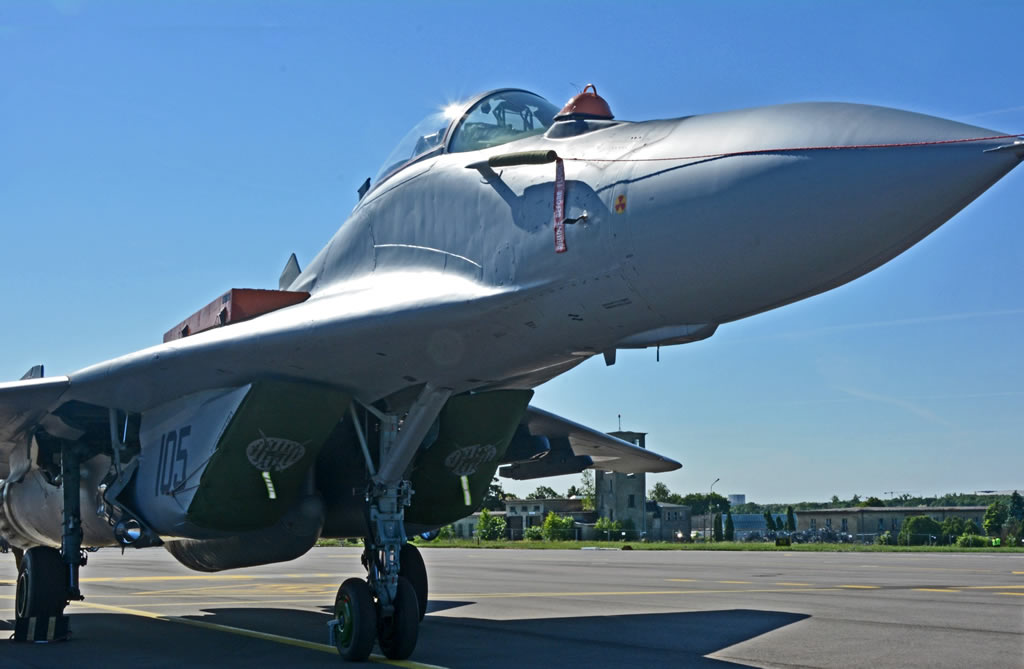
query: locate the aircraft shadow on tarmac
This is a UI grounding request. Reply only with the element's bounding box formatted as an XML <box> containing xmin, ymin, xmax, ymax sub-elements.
<box><xmin>2</xmin><ymin>604</ymin><xmax>808</xmax><ymax>668</ymax></box>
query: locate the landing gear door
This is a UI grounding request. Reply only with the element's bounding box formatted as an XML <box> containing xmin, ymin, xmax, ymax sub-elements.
<box><xmin>135</xmin><ymin>385</ymin><xmax>251</xmax><ymax>536</ymax></box>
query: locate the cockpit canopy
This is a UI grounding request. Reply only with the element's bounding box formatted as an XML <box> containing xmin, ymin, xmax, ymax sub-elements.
<box><xmin>372</xmin><ymin>89</ymin><xmax>559</xmax><ymax>187</ymax></box>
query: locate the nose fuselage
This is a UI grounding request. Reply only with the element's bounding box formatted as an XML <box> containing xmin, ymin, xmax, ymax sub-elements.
<box><xmin>615</xmin><ymin>103</ymin><xmax>1021</xmax><ymax>325</ymax></box>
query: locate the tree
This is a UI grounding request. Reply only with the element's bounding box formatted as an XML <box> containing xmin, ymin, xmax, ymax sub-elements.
<box><xmin>649</xmin><ymin>482</ymin><xmax>672</xmax><ymax>502</ymax></box>
<box><xmin>681</xmin><ymin>492</ymin><xmax>730</xmax><ymax>516</ymax></box>
<box><xmin>775</xmin><ymin>515</ymin><xmax>785</xmax><ymax>531</ymax></box>
<box><xmin>785</xmin><ymin>506</ymin><xmax>797</xmax><ymax>532</ymax></box>
<box><xmin>939</xmin><ymin>516</ymin><xmax>964</xmax><ymax>544</ymax></box>
<box><xmin>541</xmin><ymin>511</ymin><xmax>576</xmax><ymax>541</ymax></box>
<box><xmin>566</xmin><ymin>485</ymin><xmax>582</xmax><ymax>499</ymax></box>
<box><xmin>963</xmin><ymin>518</ymin><xmax>981</xmax><ymax>536</ymax></box>
<box><xmin>763</xmin><ymin>510</ymin><xmax>775</xmax><ymax>533</ymax></box>
<box><xmin>482</xmin><ymin>477</ymin><xmax>509</xmax><ymax>511</ymax></box>
<box><xmin>898</xmin><ymin>515</ymin><xmax>942</xmax><ymax>546</ymax></box>
<box><xmin>860</xmin><ymin>496</ymin><xmax>885</xmax><ymax>508</ymax></box>
<box><xmin>713</xmin><ymin>513</ymin><xmax>724</xmax><ymax>542</ymax></box>
<box><xmin>830</xmin><ymin>495</ymin><xmax>841</xmax><ymax>507</ymax></box>
<box><xmin>1009</xmin><ymin>491</ymin><xmax>1024</xmax><ymax>522</ymax></box>
<box><xmin>580</xmin><ymin>470</ymin><xmax>595</xmax><ymax>511</ymax></box>
<box><xmin>526</xmin><ymin>485</ymin><xmax>559</xmax><ymax>500</ymax></box>
<box><xmin>724</xmin><ymin>511</ymin><xmax>735</xmax><ymax>541</ymax></box>
<box><xmin>983</xmin><ymin>501</ymin><xmax>1009</xmax><ymax>537</ymax></box>
<box><xmin>594</xmin><ymin>516</ymin><xmax>622</xmax><ymax>539</ymax></box>
<box><xmin>476</xmin><ymin>508</ymin><xmax>507</xmax><ymax>541</ymax></box>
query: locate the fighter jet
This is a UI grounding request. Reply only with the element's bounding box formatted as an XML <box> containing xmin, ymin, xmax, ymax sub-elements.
<box><xmin>1</xmin><ymin>85</ymin><xmax>1020</xmax><ymax>660</ymax></box>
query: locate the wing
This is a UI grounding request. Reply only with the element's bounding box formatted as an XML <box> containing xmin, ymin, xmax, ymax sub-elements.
<box><xmin>0</xmin><ymin>376</ymin><xmax>71</xmax><ymax>478</ymax></box>
<box><xmin>524</xmin><ymin>406</ymin><xmax>681</xmax><ymax>473</ymax></box>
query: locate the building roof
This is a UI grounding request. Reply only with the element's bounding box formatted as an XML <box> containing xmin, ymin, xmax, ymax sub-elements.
<box><xmin>798</xmin><ymin>506</ymin><xmax>987</xmax><ymax>514</ymax></box>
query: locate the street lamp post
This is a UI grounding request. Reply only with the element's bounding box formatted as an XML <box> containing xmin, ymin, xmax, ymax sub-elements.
<box><xmin>708</xmin><ymin>477</ymin><xmax>720</xmax><ymax>540</ymax></box>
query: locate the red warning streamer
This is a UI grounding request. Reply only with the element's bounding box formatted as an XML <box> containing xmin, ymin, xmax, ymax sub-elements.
<box><xmin>553</xmin><ymin>158</ymin><xmax>567</xmax><ymax>253</ymax></box>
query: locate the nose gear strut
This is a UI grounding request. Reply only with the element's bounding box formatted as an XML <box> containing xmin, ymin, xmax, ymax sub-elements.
<box><xmin>329</xmin><ymin>384</ymin><xmax>451</xmax><ymax>662</ymax></box>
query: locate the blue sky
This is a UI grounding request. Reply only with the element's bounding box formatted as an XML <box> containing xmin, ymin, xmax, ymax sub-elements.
<box><xmin>2</xmin><ymin>1</ymin><xmax>1021</xmax><ymax>503</ymax></box>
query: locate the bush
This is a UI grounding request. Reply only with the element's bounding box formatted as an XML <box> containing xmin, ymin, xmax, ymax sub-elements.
<box><xmin>476</xmin><ymin>508</ymin><xmax>507</xmax><ymax>541</ymax></box>
<box><xmin>523</xmin><ymin>525</ymin><xmax>544</xmax><ymax>541</ymax></box>
<box><xmin>875</xmin><ymin>531</ymin><xmax>895</xmax><ymax>546</ymax></box>
<box><xmin>437</xmin><ymin>525</ymin><xmax>455</xmax><ymax>540</ymax></box>
<box><xmin>594</xmin><ymin>517</ymin><xmax>623</xmax><ymax>539</ymax></box>
<box><xmin>898</xmin><ymin>515</ymin><xmax>941</xmax><ymax>546</ymax></box>
<box><xmin>541</xmin><ymin>511</ymin><xmax>576</xmax><ymax>541</ymax></box>
<box><xmin>956</xmin><ymin>534</ymin><xmax>988</xmax><ymax>548</ymax></box>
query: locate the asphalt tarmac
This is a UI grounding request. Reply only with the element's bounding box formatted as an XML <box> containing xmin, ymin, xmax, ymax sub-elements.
<box><xmin>1</xmin><ymin>546</ymin><xmax>1022</xmax><ymax>668</ymax></box>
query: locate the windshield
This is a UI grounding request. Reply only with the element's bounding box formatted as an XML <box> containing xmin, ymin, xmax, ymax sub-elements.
<box><xmin>370</xmin><ymin>90</ymin><xmax>558</xmax><ymax>188</ymax></box>
<box><xmin>449</xmin><ymin>90</ymin><xmax>558</xmax><ymax>153</ymax></box>
<box><xmin>372</xmin><ymin>108</ymin><xmax>456</xmax><ymax>184</ymax></box>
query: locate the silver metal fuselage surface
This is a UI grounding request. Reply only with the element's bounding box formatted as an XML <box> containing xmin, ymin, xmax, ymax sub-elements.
<box><xmin>61</xmin><ymin>99</ymin><xmax>1020</xmax><ymax>414</ymax></box>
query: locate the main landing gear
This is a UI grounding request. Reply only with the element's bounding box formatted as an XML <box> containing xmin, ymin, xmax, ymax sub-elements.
<box><xmin>330</xmin><ymin>386</ymin><xmax>450</xmax><ymax>662</ymax></box>
<box><xmin>14</xmin><ymin>442</ymin><xmax>88</xmax><ymax>641</ymax></box>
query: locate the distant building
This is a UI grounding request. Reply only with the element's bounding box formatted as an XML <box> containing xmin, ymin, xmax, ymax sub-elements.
<box><xmin>594</xmin><ymin>431</ymin><xmax>648</xmax><ymax>531</ymax></box>
<box><xmin>727</xmin><ymin>494</ymin><xmax>746</xmax><ymax>507</ymax></box>
<box><xmin>646</xmin><ymin>502</ymin><xmax>691</xmax><ymax>541</ymax></box>
<box><xmin>796</xmin><ymin>506</ymin><xmax>986</xmax><ymax>536</ymax></box>
<box><xmin>693</xmin><ymin>512</ymin><xmax>784</xmax><ymax>539</ymax></box>
<box><xmin>451</xmin><ymin>511</ymin><xmax>509</xmax><ymax>539</ymax></box>
<box><xmin>504</xmin><ymin>498</ymin><xmax>590</xmax><ymax>538</ymax></box>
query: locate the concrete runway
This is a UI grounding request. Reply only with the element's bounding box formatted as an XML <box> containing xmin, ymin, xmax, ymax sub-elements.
<box><xmin>1</xmin><ymin>547</ymin><xmax>1022</xmax><ymax>668</ymax></box>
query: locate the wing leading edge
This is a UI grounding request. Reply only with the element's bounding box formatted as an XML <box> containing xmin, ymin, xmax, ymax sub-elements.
<box><xmin>523</xmin><ymin>406</ymin><xmax>681</xmax><ymax>474</ymax></box>
<box><xmin>0</xmin><ymin>376</ymin><xmax>71</xmax><ymax>478</ymax></box>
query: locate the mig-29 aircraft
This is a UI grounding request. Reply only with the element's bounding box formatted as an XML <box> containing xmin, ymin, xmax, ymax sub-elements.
<box><xmin>1</xmin><ymin>85</ymin><xmax>1021</xmax><ymax>661</ymax></box>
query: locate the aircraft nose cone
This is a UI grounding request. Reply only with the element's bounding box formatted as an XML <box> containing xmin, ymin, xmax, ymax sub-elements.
<box><xmin>625</xmin><ymin>103</ymin><xmax>1022</xmax><ymax>324</ymax></box>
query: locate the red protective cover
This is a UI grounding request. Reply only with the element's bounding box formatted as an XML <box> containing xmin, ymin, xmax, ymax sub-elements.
<box><xmin>163</xmin><ymin>288</ymin><xmax>310</xmax><ymax>343</ymax></box>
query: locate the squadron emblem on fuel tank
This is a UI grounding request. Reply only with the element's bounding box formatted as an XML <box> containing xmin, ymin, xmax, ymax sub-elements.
<box><xmin>443</xmin><ymin>444</ymin><xmax>496</xmax><ymax>476</ymax></box>
<box><xmin>246</xmin><ymin>434</ymin><xmax>306</xmax><ymax>472</ymax></box>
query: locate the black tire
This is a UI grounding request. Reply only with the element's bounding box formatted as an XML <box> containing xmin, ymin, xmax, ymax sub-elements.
<box><xmin>333</xmin><ymin>578</ymin><xmax>376</xmax><ymax>662</ymax></box>
<box><xmin>15</xmin><ymin>546</ymin><xmax>66</xmax><ymax>619</ymax></box>
<box><xmin>377</xmin><ymin>576</ymin><xmax>419</xmax><ymax>660</ymax></box>
<box><xmin>399</xmin><ymin>543</ymin><xmax>428</xmax><ymax>621</ymax></box>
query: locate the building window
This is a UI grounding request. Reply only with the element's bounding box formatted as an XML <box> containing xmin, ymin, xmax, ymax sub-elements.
<box><xmin>878</xmin><ymin>519</ymin><xmax>884</xmax><ymax>532</ymax></box>
<box><xmin>841</xmin><ymin>518</ymin><xmax>848</xmax><ymax>533</ymax></box>
<box><xmin>810</xmin><ymin>518</ymin><xmax>816</xmax><ymax>530</ymax></box>
<box><xmin>892</xmin><ymin>518</ymin><xmax>897</xmax><ymax>530</ymax></box>
<box><xmin>826</xmin><ymin>518</ymin><xmax>832</xmax><ymax>529</ymax></box>
<box><xmin>533</xmin><ymin>505</ymin><xmax>540</xmax><ymax>512</ymax></box>
<box><xmin>628</xmin><ymin>494</ymin><xmax>635</xmax><ymax>508</ymax></box>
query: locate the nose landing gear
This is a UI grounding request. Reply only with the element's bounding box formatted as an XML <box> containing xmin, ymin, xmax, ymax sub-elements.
<box><xmin>329</xmin><ymin>483</ymin><xmax>426</xmax><ymax>662</ymax></box>
<box><xmin>330</xmin><ymin>386</ymin><xmax>450</xmax><ymax>662</ymax></box>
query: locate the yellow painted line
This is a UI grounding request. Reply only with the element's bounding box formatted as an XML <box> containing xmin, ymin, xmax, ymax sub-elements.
<box><xmin>0</xmin><ymin>573</ymin><xmax>342</xmax><ymax>585</ymax></box>
<box><xmin>665</xmin><ymin>578</ymin><xmax>697</xmax><ymax>582</ymax></box>
<box><xmin>718</xmin><ymin>580</ymin><xmax>752</xmax><ymax>584</ymax></box>
<box><xmin>131</xmin><ymin>582</ymin><xmax>347</xmax><ymax>596</ymax></box>
<box><xmin>776</xmin><ymin>582</ymin><xmax>813</xmax><ymax>586</ymax></box>
<box><xmin>997</xmin><ymin>592</ymin><xmax>1024</xmax><ymax>596</ymax></box>
<box><xmin>913</xmin><ymin>588</ymin><xmax>960</xmax><ymax>593</ymax></box>
<box><xmin>432</xmin><ymin>587</ymin><xmax>842</xmax><ymax>599</ymax></box>
<box><xmin>1012</xmin><ymin>571</ymin><xmax>1024</xmax><ymax>575</ymax></box>
<box><xmin>837</xmin><ymin>585</ymin><xmax>880</xmax><ymax>589</ymax></box>
<box><xmin>962</xmin><ymin>585</ymin><xmax>1024</xmax><ymax>590</ymax></box>
<box><xmin>857</xmin><ymin>565</ymin><xmax>997</xmax><ymax>574</ymax></box>
<box><xmin>74</xmin><ymin>600</ymin><xmax>446</xmax><ymax>669</ymax></box>
<box><xmin>81</xmin><ymin>598</ymin><xmax>335</xmax><ymax>609</ymax></box>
